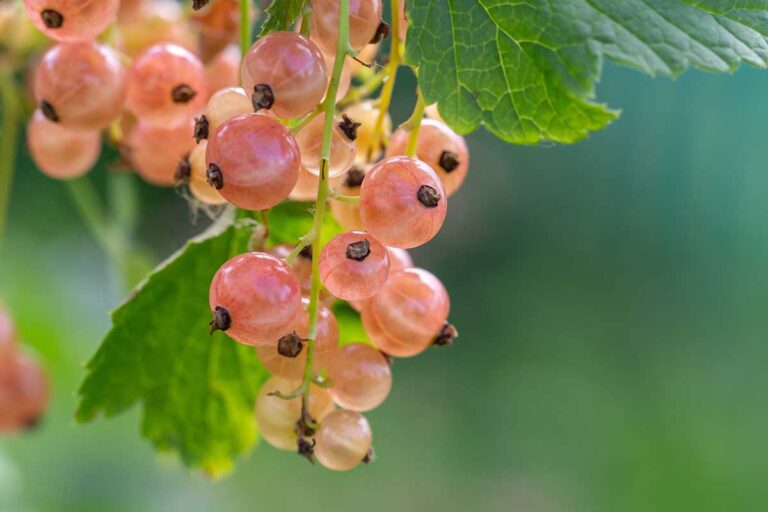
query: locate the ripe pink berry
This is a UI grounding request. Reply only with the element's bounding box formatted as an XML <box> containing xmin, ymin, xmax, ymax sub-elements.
<box><xmin>0</xmin><ymin>354</ymin><xmax>48</xmax><ymax>433</ymax></box>
<box><xmin>327</xmin><ymin>343</ymin><xmax>391</xmax><ymax>411</ymax></box>
<box><xmin>319</xmin><ymin>231</ymin><xmax>390</xmax><ymax>301</ymax></box>
<box><xmin>208</xmin><ymin>252</ymin><xmax>303</xmax><ymax>345</ymax></box>
<box><xmin>361</xmin><ymin>268</ymin><xmax>449</xmax><ymax>357</ymax></box>
<box><xmin>129</xmin><ymin>118</ymin><xmax>196</xmax><ymax>186</ymax></box>
<box><xmin>204</xmin><ymin>45</ymin><xmax>241</xmax><ymax>97</ymax></box>
<box><xmin>255</xmin><ymin>376</ymin><xmax>334</xmax><ymax>451</ymax></box>
<box><xmin>205</xmin><ymin>113</ymin><xmax>300</xmax><ymax>210</ymax></box>
<box><xmin>27</xmin><ymin>110</ymin><xmax>101</xmax><ymax>180</ymax></box>
<box><xmin>34</xmin><ymin>42</ymin><xmax>126</xmax><ymax>130</ymax></box>
<box><xmin>23</xmin><ymin>0</ymin><xmax>118</xmax><ymax>42</ymax></box>
<box><xmin>294</xmin><ymin>114</ymin><xmax>357</xmax><ymax>178</ymax></box>
<box><xmin>241</xmin><ymin>32</ymin><xmax>327</xmax><ymax>119</ymax></box>
<box><xmin>387</xmin><ymin>247</ymin><xmax>414</xmax><ymax>274</ymax></box>
<box><xmin>386</xmin><ymin>119</ymin><xmax>469</xmax><ymax>196</ymax></box>
<box><xmin>126</xmin><ymin>44</ymin><xmax>208</xmax><ymax>126</ymax></box>
<box><xmin>314</xmin><ymin>409</ymin><xmax>372</xmax><ymax>471</ymax></box>
<box><xmin>311</xmin><ymin>0</ymin><xmax>382</xmax><ymax>55</ymax></box>
<box><xmin>255</xmin><ymin>298</ymin><xmax>339</xmax><ymax>380</ymax></box>
<box><xmin>359</xmin><ymin>156</ymin><xmax>447</xmax><ymax>248</ymax></box>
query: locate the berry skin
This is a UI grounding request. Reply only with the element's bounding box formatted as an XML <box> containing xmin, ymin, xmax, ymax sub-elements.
<box><xmin>205</xmin><ymin>87</ymin><xmax>252</xmax><ymax>131</ymax></box>
<box><xmin>386</xmin><ymin>119</ymin><xmax>469</xmax><ymax>196</ymax></box>
<box><xmin>359</xmin><ymin>156</ymin><xmax>447</xmax><ymax>249</ymax></box>
<box><xmin>190</xmin><ymin>0</ymin><xmax>240</xmax><ymax>62</ymax></box>
<box><xmin>387</xmin><ymin>247</ymin><xmax>414</xmax><ymax>274</ymax></box>
<box><xmin>327</xmin><ymin>343</ymin><xmax>392</xmax><ymax>411</ymax></box>
<box><xmin>129</xmin><ymin>118</ymin><xmax>196</xmax><ymax>186</ymax></box>
<box><xmin>343</xmin><ymin>100</ymin><xmax>391</xmax><ymax>162</ymax></box>
<box><xmin>205</xmin><ymin>113</ymin><xmax>300</xmax><ymax>210</ymax></box>
<box><xmin>319</xmin><ymin>231</ymin><xmax>390</xmax><ymax>301</ymax></box>
<box><xmin>330</xmin><ymin>168</ymin><xmax>365</xmax><ymax>230</ymax></box>
<box><xmin>362</xmin><ymin>268</ymin><xmax>449</xmax><ymax>357</ymax></box>
<box><xmin>295</xmin><ymin>114</ymin><xmax>356</xmax><ymax>178</ymax></box>
<box><xmin>255</xmin><ymin>298</ymin><xmax>339</xmax><ymax>379</ymax></box>
<box><xmin>34</xmin><ymin>42</ymin><xmax>126</xmax><ymax>130</ymax></box>
<box><xmin>126</xmin><ymin>44</ymin><xmax>208</xmax><ymax>126</ymax></box>
<box><xmin>267</xmin><ymin>245</ymin><xmax>313</xmax><ymax>293</ymax></box>
<box><xmin>241</xmin><ymin>32</ymin><xmax>327</xmax><ymax>119</ymax></box>
<box><xmin>27</xmin><ymin>110</ymin><xmax>101</xmax><ymax>180</ymax></box>
<box><xmin>187</xmin><ymin>141</ymin><xmax>227</xmax><ymax>205</ymax></box>
<box><xmin>311</xmin><ymin>0</ymin><xmax>382</xmax><ymax>55</ymax></box>
<box><xmin>0</xmin><ymin>354</ymin><xmax>48</xmax><ymax>433</ymax></box>
<box><xmin>255</xmin><ymin>376</ymin><xmax>334</xmax><ymax>451</ymax></box>
<box><xmin>314</xmin><ymin>409</ymin><xmax>372</xmax><ymax>471</ymax></box>
<box><xmin>289</xmin><ymin>166</ymin><xmax>320</xmax><ymax>202</ymax></box>
<box><xmin>115</xmin><ymin>0</ymin><xmax>197</xmax><ymax>59</ymax></box>
<box><xmin>204</xmin><ymin>45</ymin><xmax>241</xmax><ymax>97</ymax></box>
<box><xmin>23</xmin><ymin>0</ymin><xmax>118</xmax><ymax>42</ymax></box>
<box><xmin>208</xmin><ymin>252</ymin><xmax>303</xmax><ymax>346</ymax></box>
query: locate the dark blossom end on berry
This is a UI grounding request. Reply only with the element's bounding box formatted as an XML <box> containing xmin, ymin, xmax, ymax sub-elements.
<box><xmin>209</xmin><ymin>305</ymin><xmax>231</xmax><ymax>334</ymax></box>
<box><xmin>417</xmin><ymin>184</ymin><xmax>441</xmax><ymax>208</ymax></box>
<box><xmin>40</xmin><ymin>100</ymin><xmax>59</xmax><ymax>123</ymax></box>
<box><xmin>277</xmin><ymin>332</ymin><xmax>304</xmax><ymax>358</ymax></box>
<box><xmin>433</xmin><ymin>322</ymin><xmax>458</xmax><ymax>346</ymax></box>
<box><xmin>339</xmin><ymin>114</ymin><xmax>362</xmax><ymax>141</ymax></box>
<box><xmin>439</xmin><ymin>150</ymin><xmax>460</xmax><ymax>173</ymax></box>
<box><xmin>40</xmin><ymin>9</ymin><xmax>63</xmax><ymax>29</ymax></box>
<box><xmin>251</xmin><ymin>84</ymin><xmax>275</xmax><ymax>111</ymax></box>
<box><xmin>172</xmin><ymin>84</ymin><xmax>197</xmax><ymax>104</ymax></box>
<box><xmin>206</xmin><ymin>163</ymin><xmax>224</xmax><ymax>189</ymax></box>
<box><xmin>194</xmin><ymin>115</ymin><xmax>209</xmax><ymax>143</ymax></box>
<box><xmin>346</xmin><ymin>239</ymin><xmax>371</xmax><ymax>261</ymax></box>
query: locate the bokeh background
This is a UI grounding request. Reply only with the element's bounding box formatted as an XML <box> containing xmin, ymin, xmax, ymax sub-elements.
<box><xmin>2</xmin><ymin>60</ymin><xmax>768</xmax><ymax>511</ymax></box>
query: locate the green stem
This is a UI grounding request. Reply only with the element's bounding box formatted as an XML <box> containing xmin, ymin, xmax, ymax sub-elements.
<box><xmin>301</xmin><ymin>0</ymin><xmax>352</xmax><ymax>417</ymax></box>
<box><xmin>290</xmin><ymin>104</ymin><xmax>323</xmax><ymax>133</ymax></box>
<box><xmin>405</xmin><ymin>89</ymin><xmax>426</xmax><ymax>157</ymax></box>
<box><xmin>0</xmin><ymin>72</ymin><xmax>19</xmax><ymax>250</ymax></box>
<box><xmin>239</xmin><ymin>0</ymin><xmax>252</xmax><ymax>56</ymax></box>
<box><xmin>338</xmin><ymin>68</ymin><xmax>386</xmax><ymax>107</ymax></box>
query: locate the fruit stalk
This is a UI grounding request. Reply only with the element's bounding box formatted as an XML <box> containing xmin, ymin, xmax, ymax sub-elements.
<box><xmin>301</xmin><ymin>0</ymin><xmax>352</xmax><ymax>415</ymax></box>
<box><xmin>239</xmin><ymin>0</ymin><xmax>252</xmax><ymax>56</ymax></box>
<box><xmin>0</xmin><ymin>71</ymin><xmax>19</xmax><ymax>249</ymax></box>
<box><xmin>405</xmin><ymin>89</ymin><xmax>426</xmax><ymax>157</ymax></box>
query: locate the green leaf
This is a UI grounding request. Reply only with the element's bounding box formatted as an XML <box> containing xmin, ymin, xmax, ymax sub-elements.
<box><xmin>76</xmin><ymin>212</ymin><xmax>267</xmax><ymax>477</ymax></box>
<box><xmin>259</xmin><ymin>0</ymin><xmax>307</xmax><ymax>36</ymax></box>
<box><xmin>332</xmin><ymin>302</ymin><xmax>372</xmax><ymax>347</ymax></box>
<box><xmin>267</xmin><ymin>201</ymin><xmax>345</xmax><ymax>247</ymax></box>
<box><xmin>405</xmin><ymin>0</ymin><xmax>768</xmax><ymax>144</ymax></box>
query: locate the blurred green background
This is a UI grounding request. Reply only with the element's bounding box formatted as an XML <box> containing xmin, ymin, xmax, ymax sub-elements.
<box><xmin>2</xmin><ymin>61</ymin><xmax>768</xmax><ymax>511</ymax></box>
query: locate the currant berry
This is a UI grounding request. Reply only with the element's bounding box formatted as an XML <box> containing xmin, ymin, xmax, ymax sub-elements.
<box><xmin>310</xmin><ymin>0</ymin><xmax>382</xmax><ymax>55</ymax></box>
<box><xmin>424</xmin><ymin>103</ymin><xmax>444</xmax><ymax>123</ymax></box>
<box><xmin>294</xmin><ymin>114</ymin><xmax>356</xmax><ymax>178</ymax></box>
<box><xmin>27</xmin><ymin>110</ymin><xmax>101</xmax><ymax>180</ymax></box>
<box><xmin>34</xmin><ymin>42</ymin><xmax>126</xmax><ymax>130</ymax></box>
<box><xmin>289</xmin><ymin>166</ymin><xmax>320</xmax><ymax>202</ymax></box>
<box><xmin>361</xmin><ymin>268</ymin><xmax>449</xmax><ymax>357</ymax></box>
<box><xmin>387</xmin><ymin>247</ymin><xmax>414</xmax><ymax>274</ymax></box>
<box><xmin>255</xmin><ymin>298</ymin><xmax>339</xmax><ymax>380</ymax></box>
<box><xmin>314</xmin><ymin>409</ymin><xmax>372</xmax><ymax>471</ymax></box>
<box><xmin>267</xmin><ymin>245</ymin><xmax>313</xmax><ymax>293</ymax></box>
<box><xmin>209</xmin><ymin>252</ymin><xmax>303</xmax><ymax>345</ymax></box>
<box><xmin>342</xmin><ymin>100</ymin><xmax>391</xmax><ymax>161</ymax></box>
<box><xmin>191</xmin><ymin>0</ymin><xmax>240</xmax><ymax>62</ymax></box>
<box><xmin>0</xmin><ymin>354</ymin><xmax>48</xmax><ymax>433</ymax></box>
<box><xmin>319</xmin><ymin>231</ymin><xmax>390</xmax><ymax>301</ymax></box>
<box><xmin>255</xmin><ymin>376</ymin><xmax>334</xmax><ymax>451</ymax></box>
<box><xmin>359</xmin><ymin>156</ymin><xmax>447</xmax><ymax>248</ymax></box>
<box><xmin>327</xmin><ymin>343</ymin><xmax>391</xmax><ymax>411</ymax></box>
<box><xmin>129</xmin><ymin>118</ymin><xmax>196</xmax><ymax>186</ymax></box>
<box><xmin>322</xmin><ymin>54</ymin><xmax>352</xmax><ymax>102</ymax></box>
<box><xmin>186</xmin><ymin>141</ymin><xmax>226</xmax><ymax>205</ymax></box>
<box><xmin>241</xmin><ymin>32</ymin><xmax>327</xmax><ymax>118</ymax></box>
<box><xmin>126</xmin><ymin>44</ymin><xmax>208</xmax><ymax>126</ymax></box>
<box><xmin>386</xmin><ymin>119</ymin><xmax>469</xmax><ymax>196</ymax></box>
<box><xmin>115</xmin><ymin>0</ymin><xmax>196</xmax><ymax>59</ymax></box>
<box><xmin>23</xmin><ymin>0</ymin><xmax>118</xmax><ymax>42</ymax></box>
<box><xmin>204</xmin><ymin>45</ymin><xmax>241</xmax><ymax>97</ymax></box>
<box><xmin>205</xmin><ymin>113</ymin><xmax>300</xmax><ymax>210</ymax></box>
<box><xmin>330</xmin><ymin>167</ymin><xmax>366</xmax><ymax>230</ymax></box>
<box><xmin>205</xmin><ymin>87</ymin><xmax>252</xmax><ymax>131</ymax></box>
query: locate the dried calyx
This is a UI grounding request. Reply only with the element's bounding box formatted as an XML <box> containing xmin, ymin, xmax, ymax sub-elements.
<box><xmin>40</xmin><ymin>9</ymin><xmax>63</xmax><ymax>29</ymax></box>
<box><xmin>297</xmin><ymin>437</ymin><xmax>316</xmax><ymax>463</ymax></box>
<box><xmin>277</xmin><ymin>332</ymin><xmax>303</xmax><ymax>358</ymax></box>
<box><xmin>208</xmin><ymin>306</ymin><xmax>231</xmax><ymax>334</ymax></box>
<box><xmin>345</xmin><ymin>167</ymin><xmax>366</xmax><ymax>187</ymax></box>
<box><xmin>417</xmin><ymin>184</ymin><xmax>441</xmax><ymax>208</ymax></box>
<box><xmin>369</xmin><ymin>22</ymin><xmax>390</xmax><ymax>44</ymax></box>
<box><xmin>206</xmin><ymin>163</ymin><xmax>224</xmax><ymax>189</ymax></box>
<box><xmin>172</xmin><ymin>84</ymin><xmax>197</xmax><ymax>104</ymax></box>
<box><xmin>193</xmin><ymin>115</ymin><xmax>209</xmax><ymax>143</ymax></box>
<box><xmin>362</xmin><ymin>447</ymin><xmax>376</xmax><ymax>464</ymax></box>
<box><xmin>40</xmin><ymin>100</ymin><xmax>59</xmax><ymax>123</ymax></box>
<box><xmin>251</xmin><ymin>84</ymin><xmax>275</xmax><ymax>111</ymax></box>
<box><xmin>433</xmin><ymin>322</ymin><xmax>458</xmax><ymax>346</ymax></box>
<box><xmin>346</xmin><ymin>239</ymin><xmax>371</xmax><ymax>261</ymax></box>
<box><xmin>299</xmin><ymin>244</ymin><xmax>313</xmax><ymax>260</ymax></box>
<box><xmin>192</xmin><ymin>0</ymin><xmax>210</xmax><ymax>10</ymax></box>
<box><xmin>439</xmin><ymin>150</ymin><xmax>460</xmax><ymax>173</ymax></box>
<box><xmin>338</xmin><ymin>114</ymin><xmax>362</xmax><ymax>141</ymax></box>
<box><xmin>175</xmin><ymin>157</ymin><xmax>191</xmax><ymax>185</ymax></box>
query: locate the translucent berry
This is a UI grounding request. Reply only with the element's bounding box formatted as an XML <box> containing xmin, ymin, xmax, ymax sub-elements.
<box><xmin>241</xmin><ymin>32</ymin><xmax>327</xmax><ymax>118</ymax></box>
<box><xmin>187</xmin><ymin>141</ymin><xmax>227</xmax><ymax>205</ymax></box>
<box><xmin>311</xmin><ymin>0</ymin><xmax>382</xmax><ymax>54</ymax></box>
<box><xmin>327</xmin><ymin>343</ymin><xmax>391</xmax><ymax>411</ymax></box>
<box><xmin>359</xmin><ymin>157</ymin><xmax>447</xmax><ymax>248</ymax></box>
<box><xmin>321</xmin><ymin>54</ymin><xmax>352</xmax><ymax>103</ymax></box>
<box><xmin>255</xmin><ymin>376</ymin><xmax>334</xmax><ymax>451</ymax></box>
<box><xmin>126</xmin><ymin>44</ymin><xmax>208</xmax><ymax>126</ymax></box>
<box><xmin>424</xmin><ymin>103</ymin><xmax>444</xmax><ymax>123</ymax></box>
<box><xmin>343</xmin><ymin>100</ymin><xmax>391</xmax><ymax>162</ymax></box>
<box><xmin>314</xmin><ymin>409</ymin><xmax>372</xmax><ymax>471</ymax></box>
<box><xmin>330</xmin><ymin>167</ymin><xmax>366</xmax><ymax>231</ymax></box>
<box><xmin>295</xmin><ymin>114</ymin><xmax>356</xmax><ymax>178</ymax></box>
<box><xmin>27</xmin><ymin>110</ymin><xmax>101</xmax><ymax>180</ymax></box>
<box><xmin>115</xmin><ymin>0</ymin><xmax>196</xmax><ymax>58</ymax></box>
<box><xmin>289</xmin><ymin>166</ymin><xmax>320</xmax><ymax>202</ymax></box>
<box><xmin>267</xmin><ymin>245</ymin><xmax>313</xmax><ymax>293</ymax></box>
<box><xmin>209</xmin><ymin>252</ymin><xmax>303</xmax><ymax>345</ymax></box>
<box><xmin>205</xmin><ymin>87</ymin><xmax>252</xmax><ymax>131</ymax></box>
<box><xmin>23</xmin><ymin>0</ymin><xmax>118</xmax><ymax>42</ymax></box>
<box><xmin>204</xmin><ymin>45</ymin><xmax>241</xmax><ymax>98</ymax></box>
<box><xmin>319</xmin><ymin>231</ymin><xmax>389</xmax><ymax>301</ymax></box>
<box><xmin>0</xmin><ymin>354</ymin><xmax>48</xmax><ymax>433</ymax></box>
<box><xmin>386</xmin><ymin>119</ymin><xmax>469</xmax><ymax>196</ymax></box>
<box><xmin>362</xmin><ymin>268</ymin><xmax>449</xmax><ymax>357</ymax></box>
<box><xmin>387</xmin><ymin>247</ymin><xmax>414</xmax><ymax>274</ymax></box>
<box><xmin>129</xmin><ymin>118</ymin><xmax>196</xmax><ymax>186</ymax></box>
<box><xmin>191</xmin><ymin>0</ymin><xmax>240</xmax><ymax>62</ymax></box>
<box><xmin>34</xmin><ymin>42</ymin><xmax>126</xmax><ymax>130</ymax></box>
<box><xmin>205</xmin><ymin>113</ymin><xmax>300</xmax><ymax>210</ymax></box>
<box><xmin>255</xmin><ymin>298</ymin><xmax>339</xmax><ymax>379</ymax></box>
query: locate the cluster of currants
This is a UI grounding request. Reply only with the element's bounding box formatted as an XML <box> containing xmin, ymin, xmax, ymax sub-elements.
<box><xmin>19</xmin><ymin>0</ymin><xmax>470</xmax><ymax>470</ymax></box>
<box><xmin>0</xmin><ymin>305</ymin><xmax>48</xmax><ymax>434</ymax></box>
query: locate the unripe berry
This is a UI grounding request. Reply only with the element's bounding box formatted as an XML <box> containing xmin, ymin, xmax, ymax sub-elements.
<box><xmin>343</xmin><ymin>100</ymin><xmax>391</xmax><ymax>162</ymax></box>
<box><xmin>314</xmin><ymin>409</ymin><xmax>372</xmax><ymax>471</ymax></box>
<box><xmin>327</xmin><ymin>343</ymin><xmax>391</xmax><ymax>411</ymax></box>
<box><xmin>187</xmin><ymin>141</ymin><xmax>226</xmax><ymax>205</ymax></box>
<box><xmin>115</xmin><ymin>0</ymin><xmax>196</xmax><ymax>59</ymax></box>
<box><xmin>27</xmin><ymin>110</ymin><xmax>101</xmax><ymax>180</ymax></box>
<box><xmin>330</xmin><ymin>167</ymin><xmax>366</xmax><ymax>230</ymax></box>
<box><xmin>205</xmin><ymin>87</ymin><xmax>252</xmax><ymax>131</ymax></box>
<box><xmin>359</xmin><ymin>157</ymin><xmax>447</xmax><ymax>248</ymax></box>
<box><xmin>208</xmin><ymin>252</ymin><xmax>303</xmax><ymax>345</ymax></box>
<box><xmin>295</xmin><ymin>114</ymin><xmax>357</xmax><ymax>178</ymax></box>
<box><xmin>289</xmin><ymin>167</ymin><xmax>320</xmax><ymax>202</ymax></box>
